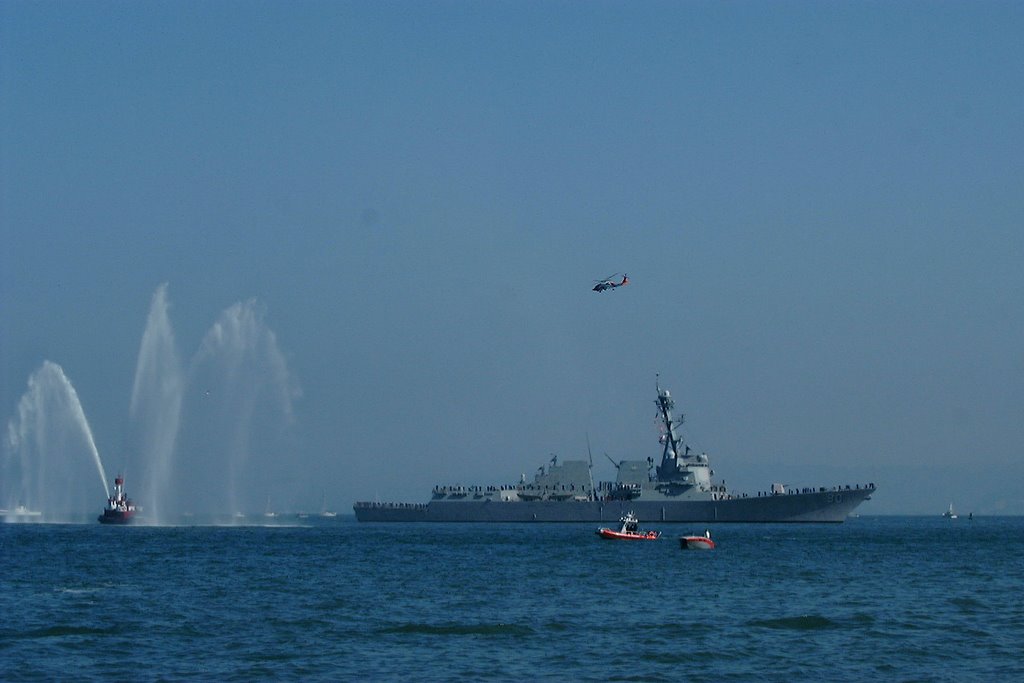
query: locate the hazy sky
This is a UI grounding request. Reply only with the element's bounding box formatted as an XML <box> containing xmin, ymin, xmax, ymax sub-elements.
<box><xmin>3</xmin><ymin>1</ymin><xmax>1022</xmax><ymax>515</ymax></box>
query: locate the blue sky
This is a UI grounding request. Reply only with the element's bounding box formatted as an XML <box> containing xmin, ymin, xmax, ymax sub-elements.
<box><xmin>2</xmin><ymin>1</ymin><xmax>1022</xmax><ymax>515</ymax></box>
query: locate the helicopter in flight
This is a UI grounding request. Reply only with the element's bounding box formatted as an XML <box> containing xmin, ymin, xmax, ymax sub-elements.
<box><xmin>592</xmin><ymin>273</ymin><xmax>629</xmax><ymax>292</ymax></box>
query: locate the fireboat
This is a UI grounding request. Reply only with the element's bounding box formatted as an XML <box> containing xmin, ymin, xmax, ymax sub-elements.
<box><xmin>98</xmin><ymin>475</ymin><xmax>136</xmax><ymax>524</ymax></box>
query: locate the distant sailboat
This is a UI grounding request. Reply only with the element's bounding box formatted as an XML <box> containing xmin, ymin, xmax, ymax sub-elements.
<box><xmin>320</xmin><ymin>491</ymin><xmax>337</xmax><ymax>518</ymax></box>
<box><xmin>943</xmin><ymin>503</ymin><xmax>957</xmax><ymax>519</ymax></box>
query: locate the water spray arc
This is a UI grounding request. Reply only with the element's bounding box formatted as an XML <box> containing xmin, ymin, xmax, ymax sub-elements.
<box><xmin>3</xmin><ymin>284</ymin><xmax>301</xmax><ymax>523</ymax></box>
<box><xmin>3</xmin><ymin>361</ymin><xmax>109</xmax><ymax>516</ymax></box>
<box><xmin>128</xmin><ymin>283</ymin><xmax>183</xmax><ymax>522</ymax></box>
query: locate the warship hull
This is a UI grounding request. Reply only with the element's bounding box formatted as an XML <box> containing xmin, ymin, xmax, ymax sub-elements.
<box><xmin>354</xmin><ymin>487</ymin><xmax>874</xmax><ymax>523</ymax></box>
<box><xmin>354</xmin><ymin>380</ymin><xmax>877</xmax><ymax>524</ymax></box>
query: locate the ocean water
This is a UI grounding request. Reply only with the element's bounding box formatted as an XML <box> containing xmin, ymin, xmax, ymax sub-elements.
<box><xmin>2</xmin><ymin>516</ymin><xmax>1022</xmax><ymax>681</ymax></box>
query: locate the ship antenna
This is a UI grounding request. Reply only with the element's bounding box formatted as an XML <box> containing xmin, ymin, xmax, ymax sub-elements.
<box><xmin>586</xmin><ymin>433</ymin><xmax>597</xmax><ymax>501</ymax></box>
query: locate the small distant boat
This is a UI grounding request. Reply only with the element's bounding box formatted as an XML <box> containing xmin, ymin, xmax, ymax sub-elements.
<box><xmin>320</xmin><ymin>490</ymin><xmax>337</xmax><ymax>517</ymax></box>
<box><xmin>943</xmin><ymin>503</ymin><xmax>958</xmax><ymax>519</ymax></box>
<box><xmin>596</xmin><ymin>511</ymin><xmax>660</xmax><ymax>540</ymax></box>
<box><xmin>1</xmin><ymin>505</ymin><xmax>43</xmax><ymax>522</ymax></box>
<box><xmin>98</xmin><ymin>475</ymin><xmax>136</xmax><ymax>525</ymax></box>
<box><xmin>680</xmin><ymin>530</ymin><xmax>715</xmax><ymax>550</ymax></box>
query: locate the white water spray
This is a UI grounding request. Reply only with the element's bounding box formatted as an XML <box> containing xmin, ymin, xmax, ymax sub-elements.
<box><xmin>4</xmin><ymin>286</ymin><xmax>302</xmax><ymax>522</ymax></box>
<box><xmin>128</xmin><ymin>283</ymin><xmax>183</xmax><ymax>522</ymax></box>
<box><xmin>3</xmin><ymin>361</ymin><xmax>109</xmax><ymax>516</ymax></box>
<box><xmin>181</xmin><ymin>298</ymin><xmax>300</xmax><ymax>516</ymax></box>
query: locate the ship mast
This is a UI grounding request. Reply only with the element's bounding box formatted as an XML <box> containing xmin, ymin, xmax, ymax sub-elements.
<box><xmin>655</xmin><ymin>375</ymin><xmax>686</xmax><ymax>473</ymax></box>
<box><xmin>586</xmin><ymin>434</ymin><xmax>597</xmax><ymax>502</ymax></box>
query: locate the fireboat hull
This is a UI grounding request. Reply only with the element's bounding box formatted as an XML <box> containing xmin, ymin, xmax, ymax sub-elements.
<box><xmin>98</xmin><ymin>511</ymin><xmax>135</xmax><ymax>525</ymax></box>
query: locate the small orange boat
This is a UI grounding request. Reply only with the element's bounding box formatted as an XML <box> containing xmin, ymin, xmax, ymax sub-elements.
<box><xmin>680</xmin><ymin>530</ymin><xmax>715</xmax><ymax>550</ymax></box>
<box><xmin>596</xmin><ymin>512</ymin><xmax>660</xmax><ymax>540</ymax></box>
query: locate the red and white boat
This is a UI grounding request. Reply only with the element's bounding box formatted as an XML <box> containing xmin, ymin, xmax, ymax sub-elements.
<box><xmin>680</xmin><ymin>530</ymin><xmax>715</xmax><ymax>550</ymax></box>
<box><xmin>98</xmin><ymin>475</ymin><xmax>136</xmax><ymax>525</ymax></box>
<box><xmin>596</xmin><ymin>512</ymin><xmax>660</xmax><ymax>540</ymax></box>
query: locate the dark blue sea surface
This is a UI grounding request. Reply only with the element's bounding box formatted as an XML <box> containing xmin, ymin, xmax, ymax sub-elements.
<box><xmin>2</xmin><ymin>516</ymin><xmax>1022</xmax><ymax>681</ymax></box>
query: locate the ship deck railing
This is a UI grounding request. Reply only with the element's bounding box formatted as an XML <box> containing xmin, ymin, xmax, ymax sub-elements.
<box><xmin>354</xmin><ymin>502</ymin><xmax>428</xmax><ymax>510</ymax></box>
<box><xmin>753</xmin><ymin>483</ymin><xmax>877</xmax><ymax>497</ymax></box>
<box><xmin>432</xmin><ymin>483</ymin><xmax>594</xmax><ymax>496</ymax></box>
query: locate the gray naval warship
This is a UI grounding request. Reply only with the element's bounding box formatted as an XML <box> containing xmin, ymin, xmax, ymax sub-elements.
<box><xmin>354</xmin><ymin>380</ymin><xmax>876</xmax><ymax>523</ymax></box>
